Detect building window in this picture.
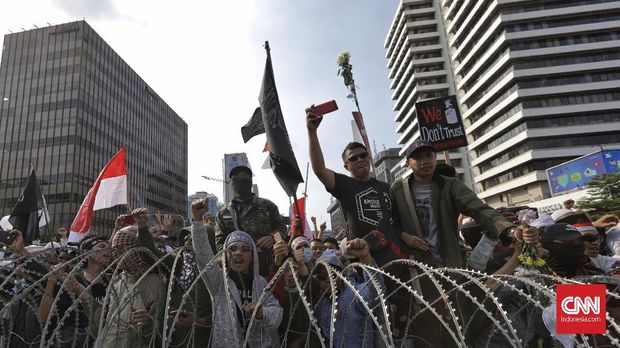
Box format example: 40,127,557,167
510,31,620,51
522,91,620,108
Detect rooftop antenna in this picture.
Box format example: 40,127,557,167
383,143,386,151
21,27,26,31
33,24,39,29
8,29,13,33
47,22,52,26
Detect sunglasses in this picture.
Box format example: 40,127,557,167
581,235,602,243
226,244,252,253
346,152,369,164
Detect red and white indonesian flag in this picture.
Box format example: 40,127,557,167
69,147,128,242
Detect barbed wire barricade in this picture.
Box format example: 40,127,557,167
0,247,618,347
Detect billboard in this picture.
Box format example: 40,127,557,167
546,149,620,196
415,95,468,151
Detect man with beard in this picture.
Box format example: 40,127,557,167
214,165,286,277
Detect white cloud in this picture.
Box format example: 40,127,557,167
50,0,130,20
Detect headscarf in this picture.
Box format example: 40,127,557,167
80,236,108,252
225,231,254,249
111,226,149,276
291,236,310,250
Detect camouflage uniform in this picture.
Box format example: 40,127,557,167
215,195,286,276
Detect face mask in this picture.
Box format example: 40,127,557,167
303,247,313,264
230,177,252,199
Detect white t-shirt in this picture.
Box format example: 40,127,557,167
590,255,618,274
412,184,442,263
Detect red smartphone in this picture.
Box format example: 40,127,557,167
313,100,338,116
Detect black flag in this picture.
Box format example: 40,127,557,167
253,41,304,197
241,107,265,143
9,169,49,244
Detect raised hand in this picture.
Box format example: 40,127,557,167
191,199,209,221
306,106,324,132
345,238,372,263
131,208,149,229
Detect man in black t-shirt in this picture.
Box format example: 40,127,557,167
306,106,404,266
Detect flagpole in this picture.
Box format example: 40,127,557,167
337,52,375,171
303,162,309,197
287,196,295,246
34,169,55,249
123,145,132,212
303,162,310,238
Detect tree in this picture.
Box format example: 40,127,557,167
576,172,620,220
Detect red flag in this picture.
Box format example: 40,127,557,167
289,197,312,239
263,142,270,152
352,111,374,164
69,147,128,242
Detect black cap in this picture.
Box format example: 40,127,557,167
229,165,252,178
540,223,583,245
407,138,435,158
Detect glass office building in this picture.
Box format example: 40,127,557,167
0,21,188,236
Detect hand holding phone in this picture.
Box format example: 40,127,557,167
312,100,338,116
273,233,283,244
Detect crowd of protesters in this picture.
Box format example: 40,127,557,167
0,111,618,347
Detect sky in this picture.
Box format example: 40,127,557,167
1,0,400,228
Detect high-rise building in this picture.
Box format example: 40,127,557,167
443,0,620,206
187,191,218,220
384,0,473,185
386,1,620,206
326,197,346,235
0,21,188,235
374,147,401,185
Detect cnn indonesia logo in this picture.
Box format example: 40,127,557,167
556,284,606,334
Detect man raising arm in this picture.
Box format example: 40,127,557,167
307,107,336,190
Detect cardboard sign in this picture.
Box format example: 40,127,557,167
414,95,468,151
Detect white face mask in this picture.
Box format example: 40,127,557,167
302,247,313,264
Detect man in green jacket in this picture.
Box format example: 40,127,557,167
391,139,515,268
391,139,517,346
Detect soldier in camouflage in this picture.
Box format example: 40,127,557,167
214,165,286,276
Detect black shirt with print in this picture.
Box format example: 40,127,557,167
327,173,397,265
